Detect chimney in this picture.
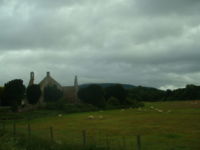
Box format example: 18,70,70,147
47,72,50,77
74,75,79,93
28,72,34,86
30,72,34,80
74,75,79,103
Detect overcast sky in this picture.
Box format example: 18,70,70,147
0,0,200,90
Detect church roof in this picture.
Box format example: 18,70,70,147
39,72,62,90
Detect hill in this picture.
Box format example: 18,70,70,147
79,83,136,89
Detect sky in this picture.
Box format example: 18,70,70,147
0,0,200,90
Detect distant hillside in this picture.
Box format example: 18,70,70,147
79,83,136,89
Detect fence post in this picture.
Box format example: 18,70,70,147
2,121,5,132
50,126,54,141
13,121,16,136
122,137,126,150
27,120,31,138
106,135,110,150
136,135,141,150
82,130,87,146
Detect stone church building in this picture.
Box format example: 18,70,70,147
28,72,79,103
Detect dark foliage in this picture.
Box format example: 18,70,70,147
164,84,200,101
44,85,63,102
125,98,145,108
27,84,41,104
128,86,165,102
0,87,4,106
105,84,127,104
78,84,106,108
128,84,200,102
45,102,98,113
0,132,106,150
79,83,135,89
1,79,25,108
106,97,120,109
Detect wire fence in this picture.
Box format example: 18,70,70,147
0,120,199,150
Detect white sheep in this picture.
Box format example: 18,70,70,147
88,115,95,119
58,114,62,117
150,106,154,109
99,115,104,119
157,109,163,113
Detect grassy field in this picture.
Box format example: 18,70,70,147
1,100,200,150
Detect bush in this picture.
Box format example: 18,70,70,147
0,132,106,150
126,98,144,108
45,98,67,110
45,101,98,113
78,84,106,108
106,97,120,109
0,107,11,113
27,84,41,104
105,84,127,105
1,79,26,110
44,85,63,102
0,133,21,150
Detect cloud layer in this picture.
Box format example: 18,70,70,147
0,0,200,89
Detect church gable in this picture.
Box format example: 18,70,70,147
28,72,79,103
39,72,62,91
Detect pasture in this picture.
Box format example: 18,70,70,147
2,101,200,150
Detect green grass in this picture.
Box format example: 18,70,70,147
1,100,200,150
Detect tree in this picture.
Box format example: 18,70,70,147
78,84,106,108
27,84,41,104
44,85,63,102
128,86,165,102
0,87,4,106
105,84,127,104
1,79,26,110
106,97,120,109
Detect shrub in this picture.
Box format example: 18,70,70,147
27,84,41,104
106,97,120,109
126,98,144,108
44,85,63,102
78,84,106,108
0,132,106,150
105,84,127,105
1,79,25,111
45,101,98,113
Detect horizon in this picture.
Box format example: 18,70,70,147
1,71,198,91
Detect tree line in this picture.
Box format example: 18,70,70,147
128,84,200,101
0,78,200,112
78,84,200,107
0,79,63,111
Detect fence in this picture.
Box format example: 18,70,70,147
0,120,144,150
0,120,198,150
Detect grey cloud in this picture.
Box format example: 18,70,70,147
134,0,200,16
0,0,200,89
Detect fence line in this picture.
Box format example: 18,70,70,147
50,126,54,141
0,120,144,150
27,120,31,138
13,121,16,136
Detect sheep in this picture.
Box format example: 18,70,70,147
99,115,104,119
150,106,154,109
58,114,62,117
88,115,95,120
157,109,163,113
